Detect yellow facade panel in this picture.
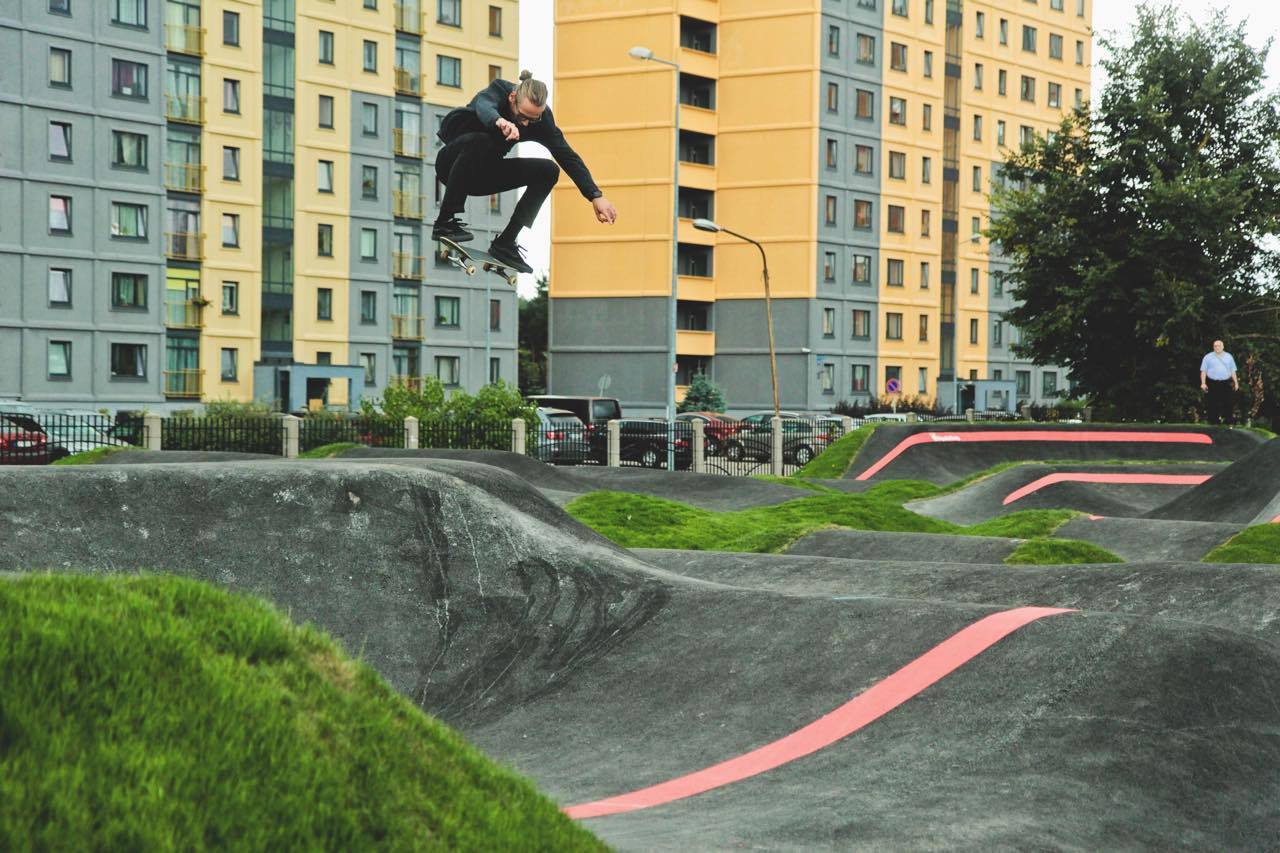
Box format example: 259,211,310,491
551,240,674,298
677,330,715,356
680,105,716,136
718,71,815,127
713,241,810,301
554,74,680,130
554,16,674,75
717,14,816,73
715,184,811,243
715,127,812,185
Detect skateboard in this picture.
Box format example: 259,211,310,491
436,236,519,287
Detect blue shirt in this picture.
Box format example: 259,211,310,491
1200,351,1237,380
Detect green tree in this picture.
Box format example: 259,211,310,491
988,5,1280,421
678,372,727,413
518,274,548,395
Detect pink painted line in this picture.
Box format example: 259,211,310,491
563,606,1075,821
1002,472,1212,506
1272,516,1280,524
856,430,1214,481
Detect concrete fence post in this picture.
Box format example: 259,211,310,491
965,408,975,423
404,416,419,449
840,416,854,435
607,420,621,467
906,412,919,423
1020,403,1032,421
282,415,300,459
771,415,784,477
692,419,706,473
511,418,526,455
144,413,163,452
1082,406,1093,423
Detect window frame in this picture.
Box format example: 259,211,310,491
48,267,72,306
49,47,72,88
109,201,148,240
110,58,149,99
109,342,147,379
111,271,148,310
49,121,73,161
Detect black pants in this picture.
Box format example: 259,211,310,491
1206,378,1234,425
434,132,560,230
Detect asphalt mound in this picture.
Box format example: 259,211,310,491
1056,517,1241,562
1147,438,1280,525
909,463,1226,525
847,423,1259,484
785,529,1021,564
95,450,279,463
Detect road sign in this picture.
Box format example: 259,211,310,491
886,377,901,395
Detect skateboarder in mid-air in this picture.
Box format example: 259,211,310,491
432,70,617,274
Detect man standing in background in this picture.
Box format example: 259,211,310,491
1200,340,1239,425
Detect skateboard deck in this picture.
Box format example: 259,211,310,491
436,236,519,287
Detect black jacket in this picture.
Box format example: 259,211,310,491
438,79,603,201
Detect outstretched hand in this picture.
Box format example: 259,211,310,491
593,196,617,224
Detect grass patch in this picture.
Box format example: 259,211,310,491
299,442,361,459
50,446,135,465
1244,426,1277,440
966,509,1079,539
1005,538,1124,565
1203,524,1280,563
794,424,876,479
0,574,605,851
750,475,841,494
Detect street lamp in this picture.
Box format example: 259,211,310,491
692,218,781,419
629,45,680,467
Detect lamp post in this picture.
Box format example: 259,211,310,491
629,45,680,468
692,218,780,419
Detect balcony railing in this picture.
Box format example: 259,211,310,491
394,68,423,97
391,374,424,392
163,162,205,193
395,2,424,34
393,191,425,220
165,24,205,56
391,314,426,341
165,231,204,261
393,129,424,158
165,299,205,329
164,369,203,399
393,252,425,280
165,93,206,125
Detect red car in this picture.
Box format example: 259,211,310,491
0,428,51,465
674,412,745,457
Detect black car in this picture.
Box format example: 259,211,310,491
617,419,693,470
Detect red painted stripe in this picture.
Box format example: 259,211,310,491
1002,472,1212,505
563,606,1075,821
856,430,1213,481
1272,516,1280,524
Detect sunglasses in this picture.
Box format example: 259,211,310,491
514,109,542,125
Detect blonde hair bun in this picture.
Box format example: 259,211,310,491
519,69,533,81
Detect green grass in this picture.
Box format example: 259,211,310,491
750,474,842,494
794,424,876,479
1005,538,1123,565
1202,524,1280,563
0,574,606,851
50,446,135,465
299,442,361,459
565,484,1077,553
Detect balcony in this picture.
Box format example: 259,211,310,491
393,252,425,280
393,129,424,158
676,329,715,357
394,68,423,97
164,369,203,399
395,2,424,34
164,231,204,261
165,298,205,329
391,314,426,341
393,191,425,220
163,162,205,193
165,93,206,125
391,374,424,392
165,24,205,56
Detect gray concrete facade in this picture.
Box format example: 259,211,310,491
348,89,395,392
548,296,669,412
0,0,168,408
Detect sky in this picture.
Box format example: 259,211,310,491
513,0,1280,298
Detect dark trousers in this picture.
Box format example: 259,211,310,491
434,132,560,230
1206,378,1234,425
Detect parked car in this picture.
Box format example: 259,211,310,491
674,411,744,456
526,395,622,427
0,412,128,459
531,407,593,465
0,426,51,465
737,410,803,431
727,418,834,466
617,419,692,470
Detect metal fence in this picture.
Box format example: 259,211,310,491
299,416,405,453
162,416,286,455
418,418,515,452
701,417,846,477
0,409,141,465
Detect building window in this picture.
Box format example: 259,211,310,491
317,288,333,321
852,255,871,284
890,42,907,71
975,11,985,37
363,40,377,72
361,104,379,138
435,295,460,327
885,312,903,340
110,343,146,378
319,31,334,65
438,0,461,26
999,18,1009,45
489,5,503,36
111,0,146,27
972,217,982,241
110,202,147,239
969,318,979,344
993,271,1005,296
921,156,932,183
889,150,905,179
972,165,982,191
887,204,905,233
111,130,147,169
970,267,981,294
436,356,461,385
851,363,870,393
997,120,1007,146
223,11,240,45
1075,88,1084,108
824,195,837,226
362,165,378,199
49,47,72,87
221,281,238,314
111,59,148,98
823,252,836,282
857,34,875,65
852,310,870,339
856,89,874,119
49,195,72,233
220,348,238,381
921,208,931,236
891,0,907,16
825,139,838,169
1021,75,1036,103
822,307,836,337
49,121,72,160
1043,371,1058,397
854,200,872,230
223,79,240,114
318,94,334,128
361,228,377,260
887,258,904,286
50,0,70,14
820,362,835,394
1017,370,1031,397
889,96,906,125
1050,33,1063,60
1051,0,1063,9
438,55,462,87
918,314,929,342
490,299,501,331
223,146,240,181
48,268,71,305
1076,40,1084,65
489,357,501,384
828,25,840,56
1021,125,1035,146
1023,26,1037,53
974,63,983,90
923,50,933,78
924,0,933,23
999,69,1008,96
1077,0,1085,16
107,272,146,309
360,291,377,323
1048,82,1062,109
364,0,378,8
317,223,333,256
973,114,982,140
318,160,334,193
48,341,72,378
922,103,932,131
993,320,1004,347
362,353,376,385
855,144,874,174
826,82,839,112
221,213,239,247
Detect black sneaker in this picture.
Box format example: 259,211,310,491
487,238,533,274
432,216,473,243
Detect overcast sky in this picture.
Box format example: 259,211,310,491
514,0,1280,297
